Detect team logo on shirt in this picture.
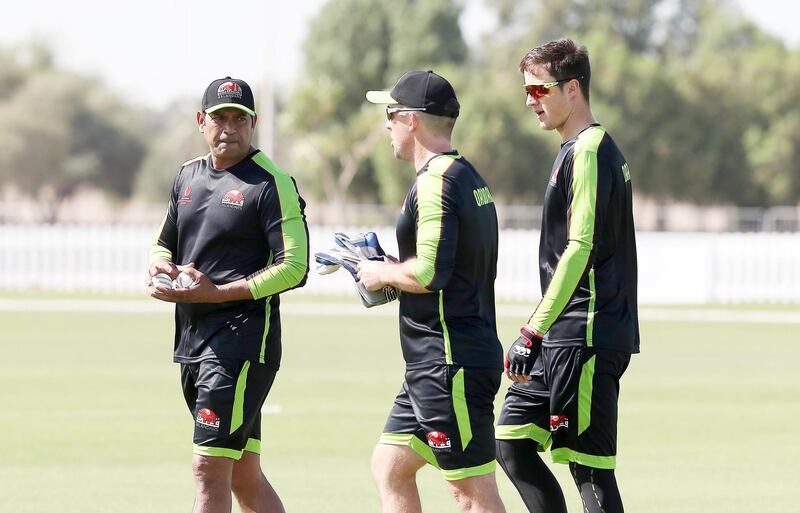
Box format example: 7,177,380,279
196,408,220,431
427,431,452,450
217,81,242,100
178,185,193,205
221,189,245,209
550,414,569,432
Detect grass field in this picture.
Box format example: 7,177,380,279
2,295,799,512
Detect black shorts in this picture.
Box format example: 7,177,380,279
380,364,502,480
496,347,630,469
181,357,277,460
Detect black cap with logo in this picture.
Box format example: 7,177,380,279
201,76,256,116
366,70,460,118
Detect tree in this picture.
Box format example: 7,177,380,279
283,0,468,207
480,0,800,207
0,67,146,221
134,101,209,202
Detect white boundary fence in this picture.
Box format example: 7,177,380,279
1,224,799,304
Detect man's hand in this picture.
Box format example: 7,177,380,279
147,259,178,285
356,260,392,292
504,326,544,383
149,263,254,303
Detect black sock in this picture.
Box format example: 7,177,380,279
569,462,624,513
496,439,567,513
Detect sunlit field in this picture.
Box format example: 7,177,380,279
2,295,798,512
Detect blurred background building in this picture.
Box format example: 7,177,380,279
0,0,798,302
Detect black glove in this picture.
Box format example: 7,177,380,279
504,326,543,375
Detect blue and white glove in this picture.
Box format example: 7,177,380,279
314,232,399,308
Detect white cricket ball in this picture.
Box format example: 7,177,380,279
173,271,197,289
152,273,174,289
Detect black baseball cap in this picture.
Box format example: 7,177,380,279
366,70,460,118
201,76,256,116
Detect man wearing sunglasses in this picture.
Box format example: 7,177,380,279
496,39,639,513
357,70,507,513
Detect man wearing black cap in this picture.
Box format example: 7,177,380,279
147,77,309,513
357,70,506,513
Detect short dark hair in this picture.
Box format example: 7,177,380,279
419,112,457,137
519,38,591,102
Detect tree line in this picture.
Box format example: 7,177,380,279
0,0,797,222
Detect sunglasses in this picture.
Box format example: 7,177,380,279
386,106,426,121
524,76,583,99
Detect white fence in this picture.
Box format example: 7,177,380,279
1,224,799,304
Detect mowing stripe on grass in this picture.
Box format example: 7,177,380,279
2,299,800,324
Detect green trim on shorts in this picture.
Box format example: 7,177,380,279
379,433,439,468
193,444,243,461
244,438,261,454
452,368,473,450
578,355,596,435
495,423,552,449
231,360,251,434
441,460,496,481
551,448,616,469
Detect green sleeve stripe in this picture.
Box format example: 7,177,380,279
578,355,596,435
452,368,472,450
149,246,172,266
149,211,172,265
441,461,496,481
247,153,309,299
568,127,604,244
551,448,616,469
192,444,243,460
495,423,552,449
529,127,604,334
439,291,453,364
230,361,251,434
379,433,439,468
411,155,458,288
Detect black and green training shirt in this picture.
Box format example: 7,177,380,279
150,149,309,366
397,151,503,370
528,124,639,354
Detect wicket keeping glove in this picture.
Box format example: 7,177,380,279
505,326,544,375
314,232,399,308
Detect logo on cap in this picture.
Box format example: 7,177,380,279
217,81,243,100
221,190,245,209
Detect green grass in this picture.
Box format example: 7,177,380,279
2,298,799,512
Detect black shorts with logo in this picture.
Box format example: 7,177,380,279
496,346,630,469
380,364,502,480
181,357,277,460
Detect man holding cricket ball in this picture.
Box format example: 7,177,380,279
147,76,309,513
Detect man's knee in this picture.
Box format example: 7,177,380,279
449,486,475,510
569,463,624,513
371,444,423,488
446,473,504,513
192,454,233,489
231,454,264,495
